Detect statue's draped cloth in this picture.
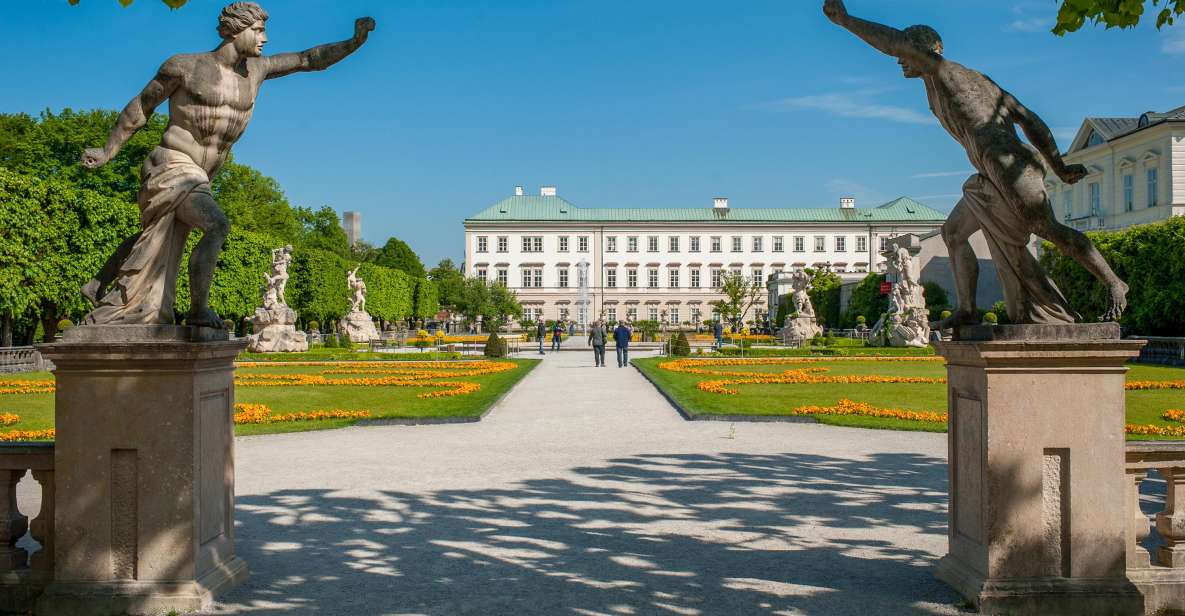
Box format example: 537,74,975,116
960,171,1079,324
83,147,209,325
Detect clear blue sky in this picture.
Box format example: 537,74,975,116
2,0,1182,266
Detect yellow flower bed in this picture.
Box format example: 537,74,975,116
791,399,948,423
658,357,946,395
0,380,54,395
235,360,515,399
233,403,371,425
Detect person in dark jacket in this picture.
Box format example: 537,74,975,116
551,322,563,351
587,319,607,367
536,320,546,354
613,321,632,367
713,319,724,350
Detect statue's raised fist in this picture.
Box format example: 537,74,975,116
823,0,847,22
81,147,109,170
355,17,376,40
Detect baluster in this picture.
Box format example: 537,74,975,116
1158,466,1185,567
29,469,54,572
1127,468,1152,569
0,469,28,569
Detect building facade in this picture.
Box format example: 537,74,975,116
463,187,946,326
342,211,362,246
1048,105,1185,232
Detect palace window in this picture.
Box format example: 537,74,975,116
627,236,639,252
752,236,763,252
606,307,617,322
691,307,701,323
627,268,638,288
522,236,543,253
689,236,701,252
814,236,825,252
751,266,763,287
558,268,569,288
1123,174,1134,212
793,236,805,252
710,237,722,252
1148,168,1160,207
578,236,589,252
1063,191,1073,219
606,268,617,288
856,236,867,252
606,236,618,252
731,236,743,253
1089,182,1101,215
521,268,543,288
773,236,784,252
835,236,847,252
710,268,723,288
476,268,487,281
627,307,638,321
668,269,680,288
558,236,569,252
669,309,680,325
496,269,508,285
648,268,659,288
690,269,700,288
497,236,508,253
648,307,659,321
648,236,659,252
669,236,680,252
879,236,888,252
476,236,488,253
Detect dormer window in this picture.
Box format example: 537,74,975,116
1086,130,1105,148
1138,114,1151,128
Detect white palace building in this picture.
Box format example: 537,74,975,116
463,186,947,326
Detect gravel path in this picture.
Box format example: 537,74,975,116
208,347,966,616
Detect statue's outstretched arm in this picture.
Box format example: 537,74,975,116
822,0,939,73
265,17,375,80
81,57,184,169
1004,92,1087,185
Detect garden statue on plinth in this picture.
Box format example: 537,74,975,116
35,4,376,615
340,266,380,343
825,2,1142,614
246,245,308,352
780,269,823,343
869,242,929,347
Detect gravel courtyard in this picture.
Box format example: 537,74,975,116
209,347,967,616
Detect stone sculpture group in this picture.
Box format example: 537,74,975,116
246,245,308,352
868,243,930,348
339,266,380,343
780,270,823,343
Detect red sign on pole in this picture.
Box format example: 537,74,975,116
880,282,892,295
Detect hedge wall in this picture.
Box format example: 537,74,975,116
1039,216,1185,336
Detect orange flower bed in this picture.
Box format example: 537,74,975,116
1125,381,1185,391
233,403,371,425
0,429,55,442
235,360,515,399
0,380,54,395
657,357,946,395
790,399,948,424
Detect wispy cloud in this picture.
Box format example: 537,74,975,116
754,90,933,125
911,170,972,179
824,178,886,206
1162,25,1185,55
1005,2,1054,33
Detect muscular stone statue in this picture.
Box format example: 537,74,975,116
80,2,375,329
823,0,1128,326
269,244,293,305
347,266,367,313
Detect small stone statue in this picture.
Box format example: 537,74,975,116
781,269,823,343
246,245,307,352
823,0,1127,327
870,243,930,347
340,266,379,343
79,2,375,330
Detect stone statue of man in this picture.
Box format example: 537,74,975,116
79,2,375,329
347,267,367,314
270,244,293,305
823,0,1128,326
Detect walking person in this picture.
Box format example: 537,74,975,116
551,321,563,351
713,319,724,351
588,319,607,367
613,320,632,368
536,320,546,354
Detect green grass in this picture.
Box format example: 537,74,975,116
0,358,539,438
239,348,463,362
634,357,1185,438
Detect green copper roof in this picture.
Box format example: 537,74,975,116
466,196,947,224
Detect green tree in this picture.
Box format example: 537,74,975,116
807,269,843,328
375,237,426,278
429,259,466,311
843,273,889,328
174,228,279,330
211,159,300,243
1052,0,1185,34
923,281,951,321
296,206,350,258
289,248,350,326
414,278,439,319
712,271,764,331
356,262,415,325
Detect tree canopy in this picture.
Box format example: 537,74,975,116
1053,0,1185,34
375,237,427,279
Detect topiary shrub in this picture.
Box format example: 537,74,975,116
984,312,999,325
222,319,235,332
940,310,952,320
671,331,691,356
308,320,320,332
57,319,74,331
484,331,508,358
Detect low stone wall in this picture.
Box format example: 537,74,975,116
1132,337,1185,366
0,347,52,374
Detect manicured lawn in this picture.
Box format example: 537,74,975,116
633,356,1185,438
0,357,539,438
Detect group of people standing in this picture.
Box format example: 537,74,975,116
585,320,634,368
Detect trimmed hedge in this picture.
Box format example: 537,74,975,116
1040,216,1185,336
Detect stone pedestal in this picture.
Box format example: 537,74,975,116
780,315,822,344
34,325,248,616
339,310,380,343
935,323,1145,615
246,304,308,353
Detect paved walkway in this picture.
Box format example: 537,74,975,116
208,349,965,616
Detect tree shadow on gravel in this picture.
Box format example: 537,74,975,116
209,452,971,616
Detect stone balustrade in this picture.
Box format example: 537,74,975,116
1126,441,1185,614
0,443,54,613
0,347,50,374
1132,337,1185,367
